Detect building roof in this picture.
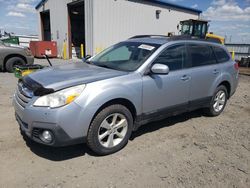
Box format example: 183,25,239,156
35,0,202,14
35,0,47,10
145,0,202,14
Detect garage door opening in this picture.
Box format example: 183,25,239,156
68,1,85,58
40,10,51,41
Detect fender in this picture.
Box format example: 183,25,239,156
208,73,223,97
74,73,143,135
76,76,142,114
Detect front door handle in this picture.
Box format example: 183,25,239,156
181,75,190,81
213,69,220,74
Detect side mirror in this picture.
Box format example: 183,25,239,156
151,64,169,74
82,55,92,62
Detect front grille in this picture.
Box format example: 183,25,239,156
15,82,33,108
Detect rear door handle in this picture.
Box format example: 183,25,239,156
213,69,220,74
181,75,190,81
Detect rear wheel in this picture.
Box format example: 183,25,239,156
5,57,25,73
87,104,133,155
204,85,228,116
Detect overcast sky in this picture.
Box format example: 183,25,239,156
0,0,250,43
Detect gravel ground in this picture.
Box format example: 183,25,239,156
0,59,249,188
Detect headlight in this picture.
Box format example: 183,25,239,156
33,85,86,108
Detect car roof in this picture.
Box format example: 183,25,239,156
127,35,226,48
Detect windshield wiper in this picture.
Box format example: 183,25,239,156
94,63,125,71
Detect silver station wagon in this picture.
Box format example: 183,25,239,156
13,36,239,155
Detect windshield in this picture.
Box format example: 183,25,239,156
181,22,193,35
181,21,208,38
88,42,160,72
193,22,207,38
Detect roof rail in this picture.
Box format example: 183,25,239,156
168,35,193,40
130,34,196,41
129,34,219,43
129,35,168,39
168,35,218,43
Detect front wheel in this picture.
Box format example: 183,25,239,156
204,85,228,116
87,104,133,155
5,57,25,72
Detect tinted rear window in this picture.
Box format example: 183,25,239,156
188,44,217,67
213,46,230,63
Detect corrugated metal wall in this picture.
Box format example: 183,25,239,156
226,44,250,60
93,0,199,54
37,0,199,58
84,0,94,56
38,0,94,58
37,0,72,57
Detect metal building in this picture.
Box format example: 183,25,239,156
35,0,201,59
225,43,250,61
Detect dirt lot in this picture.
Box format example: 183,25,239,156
240,67,250,76
0,60,249,188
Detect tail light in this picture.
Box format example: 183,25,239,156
234,61,239,70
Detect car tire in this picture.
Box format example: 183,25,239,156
5,57,25,73
204,85,228,117
87,104,133,155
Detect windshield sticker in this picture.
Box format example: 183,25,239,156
138,44,155,51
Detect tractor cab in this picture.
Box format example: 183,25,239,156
180,19,208,39
179,19,225,44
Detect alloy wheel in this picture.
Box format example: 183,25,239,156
98,113,128,148
213,90,226,112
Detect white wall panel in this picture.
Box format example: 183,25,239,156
37,0,199,57
37,0,71,57
93,0,199,54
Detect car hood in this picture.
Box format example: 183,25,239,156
24,63,127,91
3,43,27,49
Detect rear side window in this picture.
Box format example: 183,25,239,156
213,46,230,63
154,44,186,71
188,44,217,67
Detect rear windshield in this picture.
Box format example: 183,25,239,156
89,42,160,72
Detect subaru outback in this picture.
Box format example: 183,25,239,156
13,36,239,155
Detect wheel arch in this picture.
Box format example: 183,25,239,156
218,80,231,98
3,54,27,70
91,98,137,123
